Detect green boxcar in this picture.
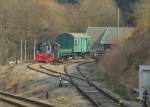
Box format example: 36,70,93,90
56,33,90,57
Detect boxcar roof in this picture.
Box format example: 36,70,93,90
57,33,90,38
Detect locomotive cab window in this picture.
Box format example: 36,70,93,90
38,43,51,54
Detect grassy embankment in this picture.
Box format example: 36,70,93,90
94,31,150,100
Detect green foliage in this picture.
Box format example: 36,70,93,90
114,83,127,98
94,70,114,88
94,70,104,78
94,69,127,98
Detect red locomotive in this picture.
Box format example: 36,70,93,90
35,41,59,63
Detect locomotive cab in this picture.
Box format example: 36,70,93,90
35,41,59,63
37,42,51,54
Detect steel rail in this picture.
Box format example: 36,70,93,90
27,63,100,107
77,61,127,107
64,65,100,107
27,62,125,107
27,64,70,82
0,91,54,107
40,64,85,81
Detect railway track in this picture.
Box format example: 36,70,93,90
28,63,100,107
38,62,125,107
0,91,53,107
27,61,140,107
75,62,143,107
39,64,85,81
64,61,127,107
27,64,62,79
27,61,87,83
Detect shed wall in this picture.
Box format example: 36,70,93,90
139,65,150,100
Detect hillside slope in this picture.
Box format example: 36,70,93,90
99,31,150,90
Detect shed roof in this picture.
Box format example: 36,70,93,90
86,27,106,43
86,27,134,44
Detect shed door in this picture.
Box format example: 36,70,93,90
139,68,150,99
142,70,150,90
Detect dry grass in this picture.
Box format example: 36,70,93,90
99,31,150,89
19,84,52,97
5,63,47,89
0,65,10,74
48,87,90,107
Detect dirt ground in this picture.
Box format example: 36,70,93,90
47,87,90,107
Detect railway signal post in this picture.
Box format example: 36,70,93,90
46,92,49,99
142,90,149,107
59,75,62,87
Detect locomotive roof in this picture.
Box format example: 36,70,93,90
39,41,58,45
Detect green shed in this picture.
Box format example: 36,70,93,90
56,33,90,57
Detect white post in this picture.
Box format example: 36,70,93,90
49,41,51,53
33,40,36,60
117,8,120,42
24,40,27,61
21,40,23,62
57,44,60,59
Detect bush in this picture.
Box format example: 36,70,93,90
114,83,127,98
99,31,150,89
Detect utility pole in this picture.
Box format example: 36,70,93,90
24,2,27,62
4,9,7,32
4,9,9,64
24,40,27,62
33,40,36,60
117,7,120,42
25,8,28,38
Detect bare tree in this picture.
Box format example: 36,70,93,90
135,0,150,30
